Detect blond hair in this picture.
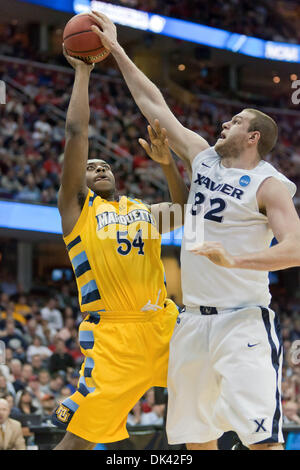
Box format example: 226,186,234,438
244,108,278,158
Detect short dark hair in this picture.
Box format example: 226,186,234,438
245,108,278,158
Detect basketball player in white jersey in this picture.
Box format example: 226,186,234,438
90,11,300,450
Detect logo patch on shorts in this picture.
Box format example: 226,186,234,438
51,403,75,429
251,418,268,434
56,404,71,423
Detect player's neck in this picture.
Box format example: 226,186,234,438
97,190,117,201
221,151,261,170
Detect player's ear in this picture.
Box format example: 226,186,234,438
249,130,260,145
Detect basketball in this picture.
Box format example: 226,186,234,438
63,13,110,64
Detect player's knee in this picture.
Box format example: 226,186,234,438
54,431,96,450
249,442,284,451
186,441,218,450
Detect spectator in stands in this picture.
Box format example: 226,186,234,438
21,363,33,383
283,401,300,425
26,335,52,363
65,370,80,395
57,386,73,404
48,373,65,399
0,319,27,351
140,388,165,426
0,373,16,398
37,369,52,395
8,359,23,394
15,174,41,202
40,298,63,332
127,401,142,426
14,295,31,320
0,398,26,450
30,354,44,375
3,393,22,420
15,390,40,416
48,338,75,374
26,376,44,411
40,394,56,424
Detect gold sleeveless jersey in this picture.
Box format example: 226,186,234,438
63,190,168,313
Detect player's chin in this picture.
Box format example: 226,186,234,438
92,179,114,193
214,138,228,156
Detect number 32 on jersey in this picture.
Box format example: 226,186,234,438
191,191,226,223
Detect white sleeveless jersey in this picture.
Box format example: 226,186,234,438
181,146,297,309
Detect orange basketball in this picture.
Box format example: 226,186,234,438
63,13,110,64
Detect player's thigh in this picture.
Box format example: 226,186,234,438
54,431,96,450
249,443,284,451
212,307,283,445
53,318,154,442
166,313,223,444
186,441,218,450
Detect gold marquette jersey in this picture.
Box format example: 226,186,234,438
63,190,168,313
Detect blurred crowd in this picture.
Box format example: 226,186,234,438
0,283,167,448
0,57,300,208
0,278,299,441
114,0,299,43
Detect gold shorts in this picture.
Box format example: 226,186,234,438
51,300,178,443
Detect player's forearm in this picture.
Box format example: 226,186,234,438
66,67,91,134
234,234,300,271
111,44,165,123
161,159,189,209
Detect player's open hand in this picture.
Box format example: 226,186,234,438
138,119,172,166
190,242,237,268
88,10,118,52
62,44,94,71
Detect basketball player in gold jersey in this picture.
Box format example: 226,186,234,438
51,48,188,449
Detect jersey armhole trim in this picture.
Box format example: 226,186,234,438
63,189,91,245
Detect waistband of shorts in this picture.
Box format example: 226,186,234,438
84,307,166,323
182,306,242,315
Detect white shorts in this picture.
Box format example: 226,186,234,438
166,306,284,447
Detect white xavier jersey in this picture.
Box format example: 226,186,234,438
181,146,297,309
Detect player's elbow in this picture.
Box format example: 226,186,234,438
293,232,300,264
65,121,88,137
283,231,300,266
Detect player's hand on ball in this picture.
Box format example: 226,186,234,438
138,119,172,165
62,44,94,71
190,242,237,268
88,10,118,52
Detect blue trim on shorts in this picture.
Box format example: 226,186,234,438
84,357,95,378
78,376,96,397
79,330,95,350
256,307,282,444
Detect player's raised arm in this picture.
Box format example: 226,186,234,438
88,11,209,165
58,47,94,236
139,119,189,233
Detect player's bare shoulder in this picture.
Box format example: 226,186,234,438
58,185,89,237
256,176,295,215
